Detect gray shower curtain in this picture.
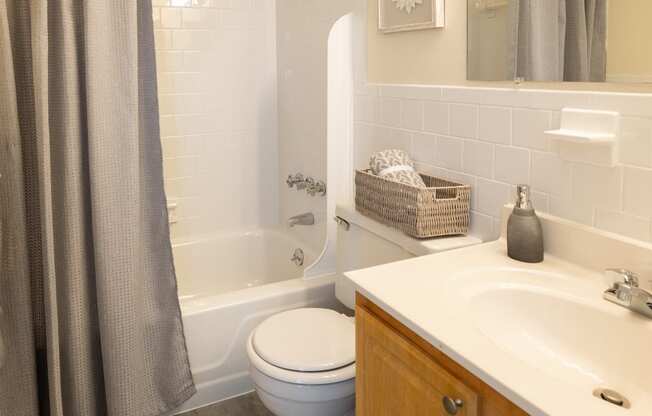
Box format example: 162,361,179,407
0,1,195,415
508,0,607,82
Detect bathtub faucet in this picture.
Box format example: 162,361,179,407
288,212,315,228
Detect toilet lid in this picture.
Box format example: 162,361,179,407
252,308,355,372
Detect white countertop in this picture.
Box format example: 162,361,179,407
346,239,652,416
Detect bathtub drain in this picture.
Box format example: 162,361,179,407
593,388,630,409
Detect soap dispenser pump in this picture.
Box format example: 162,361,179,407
507,185,544,263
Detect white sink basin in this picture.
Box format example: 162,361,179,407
451,267,652,409
347,236,652,416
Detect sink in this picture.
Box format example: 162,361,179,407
451,267,652,409
347,207,652,416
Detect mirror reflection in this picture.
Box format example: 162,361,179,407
467,0,652,83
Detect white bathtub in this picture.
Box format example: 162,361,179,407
172,228,340,413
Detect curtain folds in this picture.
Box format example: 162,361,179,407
0,1,195,415
509,0,607,82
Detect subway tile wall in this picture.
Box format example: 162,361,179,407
354,84,652,243
153,0,278,241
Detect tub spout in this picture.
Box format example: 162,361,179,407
288,213,314,228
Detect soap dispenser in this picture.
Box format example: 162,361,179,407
507,185,544,263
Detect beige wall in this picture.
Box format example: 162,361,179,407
606,0,652,82
367,0,467,84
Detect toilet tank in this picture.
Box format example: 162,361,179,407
334,221,413,310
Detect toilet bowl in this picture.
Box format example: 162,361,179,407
246,308,356,416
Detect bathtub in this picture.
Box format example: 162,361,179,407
172,228,340,413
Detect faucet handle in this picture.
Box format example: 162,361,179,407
287,173,305,188
297,176,313,191
307,179,326,196
605,268,639,287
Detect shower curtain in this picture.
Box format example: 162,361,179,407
508,0,607,82
0,1,195,415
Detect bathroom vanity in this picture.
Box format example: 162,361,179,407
347,207,652,416
356,293,525,416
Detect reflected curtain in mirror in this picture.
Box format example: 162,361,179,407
509,0,607,82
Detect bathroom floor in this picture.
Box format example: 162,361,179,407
179,393,273,416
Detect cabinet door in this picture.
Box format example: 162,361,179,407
356,306,478,416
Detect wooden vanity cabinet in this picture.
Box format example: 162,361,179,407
356,294,528,416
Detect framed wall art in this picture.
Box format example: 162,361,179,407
378,0,446,33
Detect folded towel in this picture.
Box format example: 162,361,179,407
369,149,426,188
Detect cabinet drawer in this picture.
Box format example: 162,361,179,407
356,306,478,416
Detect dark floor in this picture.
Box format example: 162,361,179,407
179,392,274,416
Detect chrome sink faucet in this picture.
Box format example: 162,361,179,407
288,212,315,228
603,269,652,319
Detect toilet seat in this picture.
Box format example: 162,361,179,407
247,308,356,385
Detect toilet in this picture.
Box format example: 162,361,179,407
247,216,477,415
246,308,356,416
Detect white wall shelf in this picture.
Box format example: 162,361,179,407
544,108,620,166
544,129,615,145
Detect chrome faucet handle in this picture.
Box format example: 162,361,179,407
309,180,327,197
297,176,314,191
286,173,304,188
605,268,639,287
603,269,652,319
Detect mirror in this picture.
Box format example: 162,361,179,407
467,0,652,83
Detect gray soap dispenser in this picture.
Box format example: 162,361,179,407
507,185,544,263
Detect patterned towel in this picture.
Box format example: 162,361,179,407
369,149,426,188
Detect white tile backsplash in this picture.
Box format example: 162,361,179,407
595,209,652,242
411,133,437,165
355,84,652,243
619,117,652,168
401,99,424,131
549,195,594,225
571,164,622,210
530,151,572,198
512,108,551,151
435,136,463,171
380,97,402,127
478,106,511,144
423,101,449,135
476,179,513,218
462,140,494,178
494,145,530,185
450,104,478,139
623,167,652,218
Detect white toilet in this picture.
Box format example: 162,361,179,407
246,308,356,416
246,216,477,415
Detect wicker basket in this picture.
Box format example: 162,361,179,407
355,169,471,239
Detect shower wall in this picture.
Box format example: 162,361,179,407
153,0,278,241
276,0,360,253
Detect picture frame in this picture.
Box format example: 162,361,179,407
378,0,446,33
